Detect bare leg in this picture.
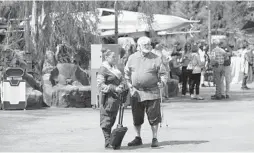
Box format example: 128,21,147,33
151,124,159,138
134,125,141,137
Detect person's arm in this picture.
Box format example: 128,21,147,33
245,52,253,65
172,59,181,68
97,67,116,93
124,55,133,89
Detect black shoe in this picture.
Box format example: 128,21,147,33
226,95,229,99
201,84,206,87
221,95,226,99
128,136,143,146
211,95,222,100
241,86,250,90
151,138,159,147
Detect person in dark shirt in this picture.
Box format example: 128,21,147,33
221,41,233,99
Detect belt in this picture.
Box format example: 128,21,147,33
135,86,158,91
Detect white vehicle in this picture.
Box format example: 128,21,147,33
17,8,200,38
95,8,200,37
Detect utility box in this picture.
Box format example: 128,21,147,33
1,67,26,110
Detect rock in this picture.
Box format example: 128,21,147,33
55,63,77,85
75,66,90,86
42,63,92,108
26,88,44,109
51,85,91,108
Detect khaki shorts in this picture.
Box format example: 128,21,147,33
131,97,161,126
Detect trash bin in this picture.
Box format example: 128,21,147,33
1,67,26,110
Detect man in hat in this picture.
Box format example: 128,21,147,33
124,36,168,147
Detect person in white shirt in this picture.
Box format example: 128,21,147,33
151,44,170,98
198,44,206,87
187,45,204,100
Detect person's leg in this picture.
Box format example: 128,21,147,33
187,70,192,92
212,66,221,98
128,97,145,146
225,66,231,97
181,66,188,95
242,73,248,88
100,105,119,148
218,66,225,97
200,70,205,86
189,73,195,97
195,73,203,99
221,75,225,96
146,99,161,147
163,74,169,98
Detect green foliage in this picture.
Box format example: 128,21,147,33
1,1,254,75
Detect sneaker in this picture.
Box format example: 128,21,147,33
191,94,197,99
105,143,113,149
221,95,226,99
128,136,143,146
151,138,159,147
211,95,222,100
241,86,250,90
196,96,204,100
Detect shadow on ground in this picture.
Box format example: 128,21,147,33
120,140,209,150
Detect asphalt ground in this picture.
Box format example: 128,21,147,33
0,83,254,152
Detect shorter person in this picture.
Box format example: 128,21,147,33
97,48,126,149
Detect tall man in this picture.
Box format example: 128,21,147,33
124,36,168,147
210,39,226,100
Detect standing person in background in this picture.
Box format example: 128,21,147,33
169,52,182,82
241,42,253,90
152,44,170,98
97,48,126,149
210,39,226,100
188,45,204,100
181,42,192,96
198,43,206,87
125,36,168,148
221,41,233,99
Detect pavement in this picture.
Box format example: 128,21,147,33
1,83,254,152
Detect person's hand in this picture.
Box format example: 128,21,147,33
130,87,138,97
157,82,164,88
115,86,124,93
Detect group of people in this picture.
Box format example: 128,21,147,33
209,39,254,100
168,41,209,100
96,35,254,149
97,36,167,149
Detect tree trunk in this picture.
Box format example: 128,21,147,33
31,0,39,49
24,1,33,72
